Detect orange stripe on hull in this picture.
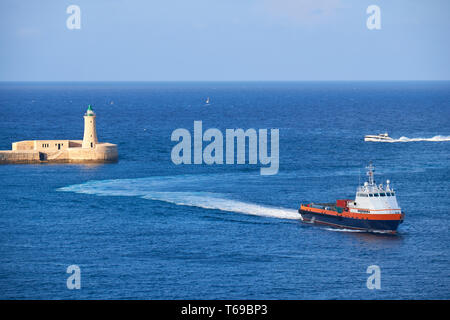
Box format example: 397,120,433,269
300,205,404,221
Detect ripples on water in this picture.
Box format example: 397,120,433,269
0,82,449,299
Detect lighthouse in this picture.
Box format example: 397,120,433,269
1,103,118,163
82,105,99,149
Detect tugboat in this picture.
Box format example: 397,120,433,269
298,163,404,234
364,133,394,142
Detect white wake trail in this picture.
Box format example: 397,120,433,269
58,177,301,220
372,135,450,143
143,192,300,220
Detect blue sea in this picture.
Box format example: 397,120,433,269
0,82,449,299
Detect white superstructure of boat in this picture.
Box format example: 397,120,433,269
364,133,394,142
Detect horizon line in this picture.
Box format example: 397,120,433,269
1,80,450,83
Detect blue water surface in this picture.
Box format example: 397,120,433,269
0,82,449,299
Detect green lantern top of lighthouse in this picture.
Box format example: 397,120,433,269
85,104,95,116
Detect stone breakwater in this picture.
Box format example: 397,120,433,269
0,150,41,163
0,142,118,164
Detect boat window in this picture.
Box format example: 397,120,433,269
357,193,367,197
380,193,386,196
368,194,373,197
374,193,379,197
391,192,395,196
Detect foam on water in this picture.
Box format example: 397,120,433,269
323,227,365,233
58,175,300,220
372,135,450,143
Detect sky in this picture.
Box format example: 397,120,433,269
0,0,449,81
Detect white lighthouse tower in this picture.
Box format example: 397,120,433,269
82,105,99,149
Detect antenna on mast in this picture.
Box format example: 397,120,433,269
366,161,375,186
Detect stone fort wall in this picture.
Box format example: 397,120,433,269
0,142,118,163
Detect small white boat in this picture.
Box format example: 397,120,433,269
205,97,210,105
364,133,394,142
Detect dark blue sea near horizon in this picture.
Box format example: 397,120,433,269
0,82,449,299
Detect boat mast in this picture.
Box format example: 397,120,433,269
366,162,375,186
